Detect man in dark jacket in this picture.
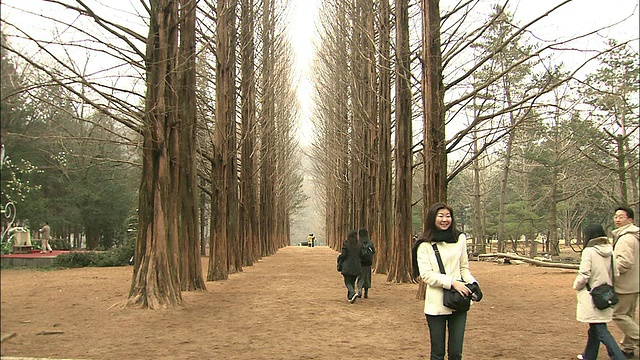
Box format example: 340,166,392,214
357,227,376,299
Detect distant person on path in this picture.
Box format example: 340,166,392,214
39,222,51,254
412,202,480,360
337,229,363,304
573,224,626,360
611,205,639,359
357,227,375,299
308,233,315,248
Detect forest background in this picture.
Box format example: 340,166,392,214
0,0,638,308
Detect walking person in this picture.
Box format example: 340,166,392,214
412,202,481,360
39,222,51,254
611,206,639,359
573,224,626,360
356,227,375,299
337,229,363,304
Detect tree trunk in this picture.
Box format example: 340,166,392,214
208,0,237,281
240,0,258,266
497,129,514,253
259,0,276,257
478,252,578,270
375,0,392,274
421,0,446,219
127,0,182,308
417,0,446,297
225,0,239,274
387,0,412,284
472,133,485,254
548,169,559,256
177,0,206,291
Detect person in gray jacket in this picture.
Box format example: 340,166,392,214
573,224,625,360
611,206,639,359
337,230,363,304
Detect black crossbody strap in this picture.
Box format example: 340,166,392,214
432,243,446,274
611,255,615,288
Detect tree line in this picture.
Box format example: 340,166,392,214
308,0,638,287
1,0,638,308
1,0,305,308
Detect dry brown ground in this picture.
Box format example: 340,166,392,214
1,246,637,360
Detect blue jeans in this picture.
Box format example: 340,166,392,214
426,311,467,360
582,323,626,360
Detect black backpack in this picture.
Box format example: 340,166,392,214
361,244,374,263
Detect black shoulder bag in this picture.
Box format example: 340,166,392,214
432,243,471,312
586,256,618,310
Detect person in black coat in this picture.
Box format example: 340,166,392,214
357,227,376,298
338,229,363,303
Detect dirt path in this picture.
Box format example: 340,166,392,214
0,246,634,359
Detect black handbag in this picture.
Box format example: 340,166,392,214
432,243,481,312
443,287,471,312
586,256,618,310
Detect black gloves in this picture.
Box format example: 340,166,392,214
467,282,483,302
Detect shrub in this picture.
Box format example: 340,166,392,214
53,251,95,268
52,238,134,268
50,239,72,250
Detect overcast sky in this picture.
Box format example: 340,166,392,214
2,0,638,146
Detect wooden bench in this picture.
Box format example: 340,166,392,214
12,245,33,254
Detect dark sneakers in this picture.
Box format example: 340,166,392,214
349,293,358,304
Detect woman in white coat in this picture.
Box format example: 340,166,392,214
412,202,481,360
573,224,625,360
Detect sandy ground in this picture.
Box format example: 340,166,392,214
1,246,637,360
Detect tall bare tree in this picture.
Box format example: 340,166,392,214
375,0,393,274
129,0,182,308
387,0,412,283
311,0,351,250
177,0,206,291
259,0,278,256
421,0,446,215
239,0,260,266
208,0,238,281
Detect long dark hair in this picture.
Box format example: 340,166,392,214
583,223,606,241
412,202,460,278
345,229,360,247
422,202,460,242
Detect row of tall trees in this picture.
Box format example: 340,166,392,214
310,0,638,284
1,0,637,306
1,0,305,308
